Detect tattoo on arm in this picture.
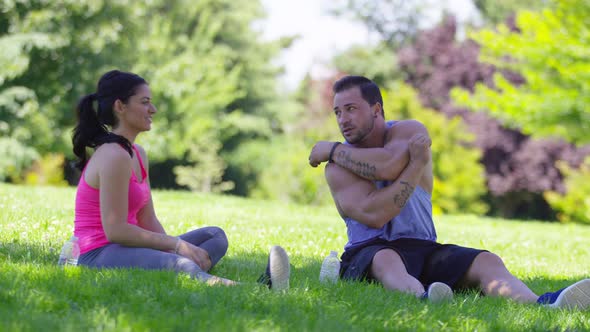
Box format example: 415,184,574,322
393,181,414,209
335,150,378,180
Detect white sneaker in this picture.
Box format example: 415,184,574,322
423,282,453,303
541,279,590,310
257,245,290,292
269,245,290,291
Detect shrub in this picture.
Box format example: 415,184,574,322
544,157,590,225
250,137,333,206
24,153,68,186
0,137,39,183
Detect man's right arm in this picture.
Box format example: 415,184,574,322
331,137,409,181
309,120,426,181
325,133,431,228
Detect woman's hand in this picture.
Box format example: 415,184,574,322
176,239,212,271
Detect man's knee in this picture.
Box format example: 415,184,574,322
468,252,508,280
370,249,406,279
371,248,424,294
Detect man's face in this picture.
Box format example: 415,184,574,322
333,86,376,145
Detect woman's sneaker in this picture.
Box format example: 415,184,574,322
421,282,453,303
537,279,590,310
257,245,290,292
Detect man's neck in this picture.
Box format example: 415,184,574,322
353,120,388,149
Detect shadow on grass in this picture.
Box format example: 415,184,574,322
520,275,590,297
3,240,589,295
0,239,59,265
0,243,348,330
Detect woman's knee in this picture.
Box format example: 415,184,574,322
210,226,228,247
212,226,227,239
200,226,228,258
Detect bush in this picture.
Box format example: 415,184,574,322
0,137,39,183
250,137,333,206
544,157,590,225
24,153,68,186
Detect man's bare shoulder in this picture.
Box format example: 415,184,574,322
388,119,428,140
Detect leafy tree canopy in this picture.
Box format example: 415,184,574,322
473,0,547,25
453,0,590,144
0,0,289,193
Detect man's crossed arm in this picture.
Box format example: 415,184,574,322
308,120,427,181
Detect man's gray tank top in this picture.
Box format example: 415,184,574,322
342,120,437,250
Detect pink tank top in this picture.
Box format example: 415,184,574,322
74,145,150,254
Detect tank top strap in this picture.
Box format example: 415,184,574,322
132,145,147,181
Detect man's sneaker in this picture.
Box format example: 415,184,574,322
537,279,590,310
421,282,453,303
257,245,290,292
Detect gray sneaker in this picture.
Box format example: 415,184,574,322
257,245,290,291
422,282,453,303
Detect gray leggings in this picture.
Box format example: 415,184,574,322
79,226,228,281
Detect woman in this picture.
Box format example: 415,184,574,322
72,70,289,287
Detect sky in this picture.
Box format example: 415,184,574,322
259,0,480,90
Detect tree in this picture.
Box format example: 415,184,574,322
133,0,289,194
0,1,132,179
472,0,547,25
328,0,428,50
4,1,141,154
399,16,589,219
331,43,400,88
130,0,246,192
545,157,590,225
453,0,590,144
0,0,289,193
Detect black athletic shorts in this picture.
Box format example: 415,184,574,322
340,237,486,290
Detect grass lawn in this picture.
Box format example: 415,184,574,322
1,183,589,331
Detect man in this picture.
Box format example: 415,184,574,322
308,75,590,308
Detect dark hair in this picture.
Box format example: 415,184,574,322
72,70,147,170
333,75,384,116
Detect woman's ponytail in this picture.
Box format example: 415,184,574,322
72,93,109,170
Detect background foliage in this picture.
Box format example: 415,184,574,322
0,0,287,195
545,157,590,225
1,0,589,222
453,0,590,144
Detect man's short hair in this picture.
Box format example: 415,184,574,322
333,75,384,115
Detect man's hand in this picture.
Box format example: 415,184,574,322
408,133,431,165
177,239,212,271
309,141,337,167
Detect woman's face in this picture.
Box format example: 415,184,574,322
117,84,157,132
